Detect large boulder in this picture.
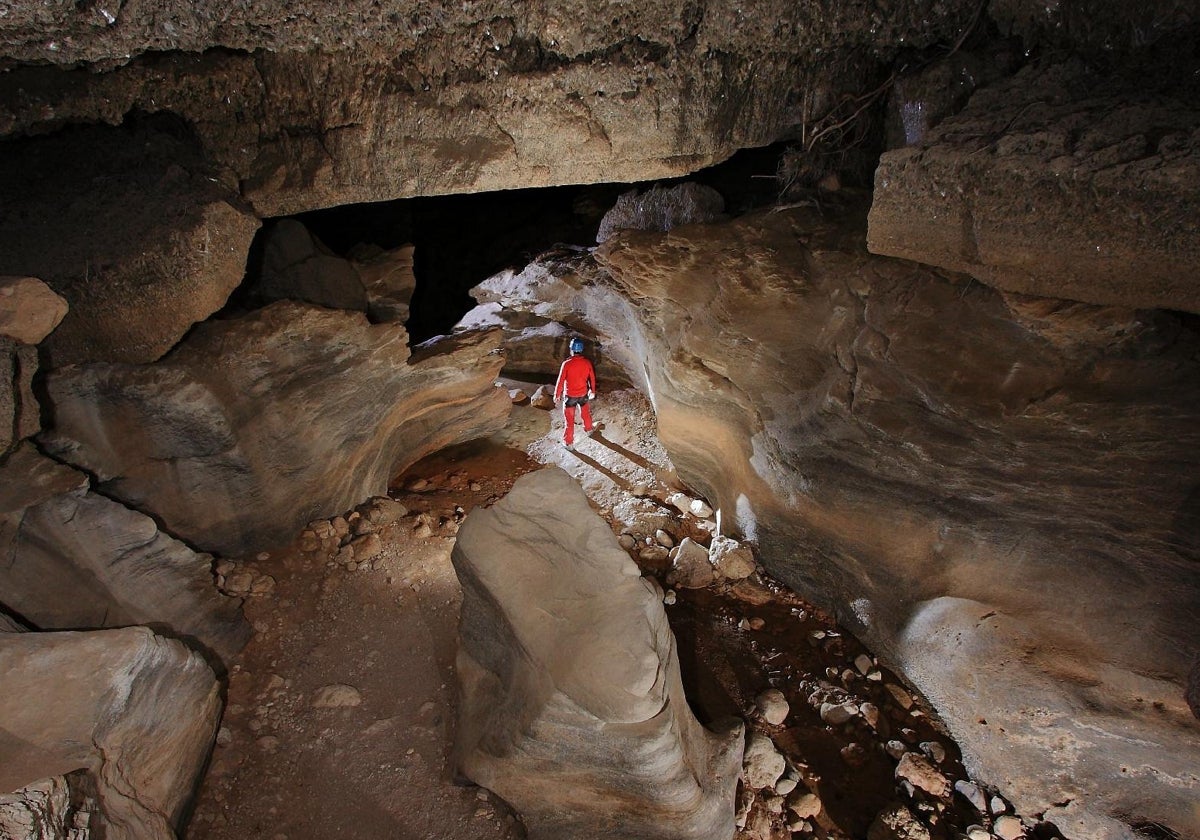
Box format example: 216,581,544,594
470,207,1200,839
868,58,1200,314
0,443,250,666
452,466,743,840
0,627,222,840
41,302,510,555
0,121,261,367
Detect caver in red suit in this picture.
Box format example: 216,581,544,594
554,338,597,447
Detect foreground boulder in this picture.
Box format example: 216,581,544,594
0,443,250,665
469,207,1200,839
42,301,510,555
0,627,222,840
452,466,743,840
868,58,1200,313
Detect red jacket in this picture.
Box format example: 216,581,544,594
555,355,596,400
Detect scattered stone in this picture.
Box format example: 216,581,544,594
756,689,790,725
788,792,821,820
895,752,950,799
742,733,786,790
335,546,354,566
638,544,671,564
249,575,276,596
840,742,867,766
710,535,756,580
654,529,675,548
993,815,1025,840
748,617,765,630
775,777,797,796
860,702,881,729
469,481,483,492
618,534,638,550
256,735,280,753
689,499,714,518
885,683,914,710
364,496,406,526
665,492,694,514
668,538,717,589
299,530,322,552
966,826,991,840
216,726,233,747
954,780,988,813
855,653,874,675
764,795,785,814
920,741,947,765
413,521,434,539
631,483,650,498
331,516,350,538
508,388,529,405
311,684,362,708
663,589,677,606
530,385,555,410
867,803,931,840
819,702,857,726
989,795,1009,815
351,532,384,561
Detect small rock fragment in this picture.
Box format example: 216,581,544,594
508,388,529,405
920,741,947,765
895,752,950,799
530,385,555,410
312,684,362,708
855,654,874,675
351,532,384,561
860,701,881,729
689,499,714,518
954,780,987,813
885,683,914,710
755,689,790,725
989,795,1009,815
667,537,715,589
788,793,821,820
653,529,675,548
663,589,677,606
819,701,857,726
710,535,756,580
885,740,907,760
993,815,1025,840
867,803,930,840
617,533,637,550
774,777,797,796
742,733,787,790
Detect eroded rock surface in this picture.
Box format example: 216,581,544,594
0,442,250,665
42,302,510,555
869,58,1200,313
0,123,260,366
0,2,985,216
452,466,743,840
0,627,221,840
469,207,1200,839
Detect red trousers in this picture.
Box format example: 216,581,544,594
563,398,593,445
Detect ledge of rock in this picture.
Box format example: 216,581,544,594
0,627,222,840
470,206,1200,838
0,121,261,366
451,466,743,840
41,302,511,556
867,57,1200,313
0,2,984,216
0,442,250,665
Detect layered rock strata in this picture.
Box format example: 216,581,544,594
0,123,261,366
452,466,743,840
868,58,1200,313
0,627,222,840
0,1,984,216
0,442,250,665
469,207,1200,839
41,302,510,556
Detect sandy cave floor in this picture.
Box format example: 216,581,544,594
186,386,998,840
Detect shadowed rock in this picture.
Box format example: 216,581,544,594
41,302,510,555
869,58,1200,313
469,206,1200,839
0,627,221,840
0,442,250,665
452,466,743,840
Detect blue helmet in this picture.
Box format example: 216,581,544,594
569,337,585,355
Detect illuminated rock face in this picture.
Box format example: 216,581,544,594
41,302,511,556
0,627,222,840
452,466,744,840
469,207,1200,839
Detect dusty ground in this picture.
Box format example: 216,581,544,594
187,386,1017,840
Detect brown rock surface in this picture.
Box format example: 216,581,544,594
0,627,222,840
0,277,67,346
0,2,983,216
1,339,39,454
868,58,1200,313
0,122,260,366
452,466,743,840
471,206,1200,838
41,302,511,555
0,442,250,665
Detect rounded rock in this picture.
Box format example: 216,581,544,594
756,689,790,725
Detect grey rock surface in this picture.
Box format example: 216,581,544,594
41,302,510,555
0,443,250,665
0,627,222,840
452,466,743,840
